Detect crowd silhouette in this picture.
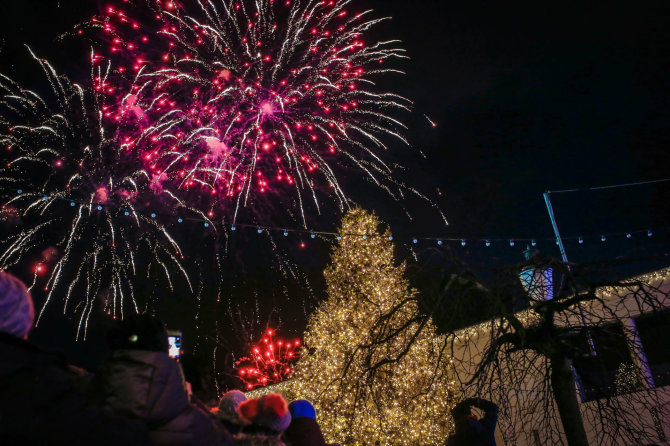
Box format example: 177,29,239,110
0,271,497,445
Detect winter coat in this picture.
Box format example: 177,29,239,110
234,432,287,446
88,348,234,446
445,399,498,446
235,425,288,446
0,332,152,446
283,417,328,446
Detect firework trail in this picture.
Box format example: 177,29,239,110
81,0,445,226
0,49,197,338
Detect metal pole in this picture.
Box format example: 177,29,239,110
543,190,596,399
543,192,569,262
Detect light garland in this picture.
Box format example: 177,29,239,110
1,187,663,249
449,268,670,340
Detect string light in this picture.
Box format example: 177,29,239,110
1,188,663,247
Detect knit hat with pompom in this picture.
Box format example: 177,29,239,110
218,390,248,424
238,393,292,434
288,399,317,420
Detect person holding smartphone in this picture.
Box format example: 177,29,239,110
445,397,499,446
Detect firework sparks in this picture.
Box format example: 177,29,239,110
236,328,301,390
0,49,196,338
82,0,435,225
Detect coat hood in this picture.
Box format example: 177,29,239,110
92,349,189,424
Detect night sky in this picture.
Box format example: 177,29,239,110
1,0,668,382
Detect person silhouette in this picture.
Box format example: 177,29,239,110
446,397,499,446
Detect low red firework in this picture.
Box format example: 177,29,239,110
236,329,301,390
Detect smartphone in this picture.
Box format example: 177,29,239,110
167,330,182,359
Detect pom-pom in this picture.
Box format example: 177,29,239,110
238,398,260,422
259,393,289,418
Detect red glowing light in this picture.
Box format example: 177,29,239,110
236,329,301,390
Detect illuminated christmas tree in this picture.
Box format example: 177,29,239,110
290,208,459,445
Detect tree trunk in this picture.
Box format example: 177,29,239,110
550,355,589,446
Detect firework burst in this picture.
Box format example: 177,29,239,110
0,49,196,338
83,0,430,225
236,328,301,390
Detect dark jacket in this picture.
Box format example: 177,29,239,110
283,417,327,446
89,349,233,446
234,432,287,446
446,398,499,446
0,332,152,445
